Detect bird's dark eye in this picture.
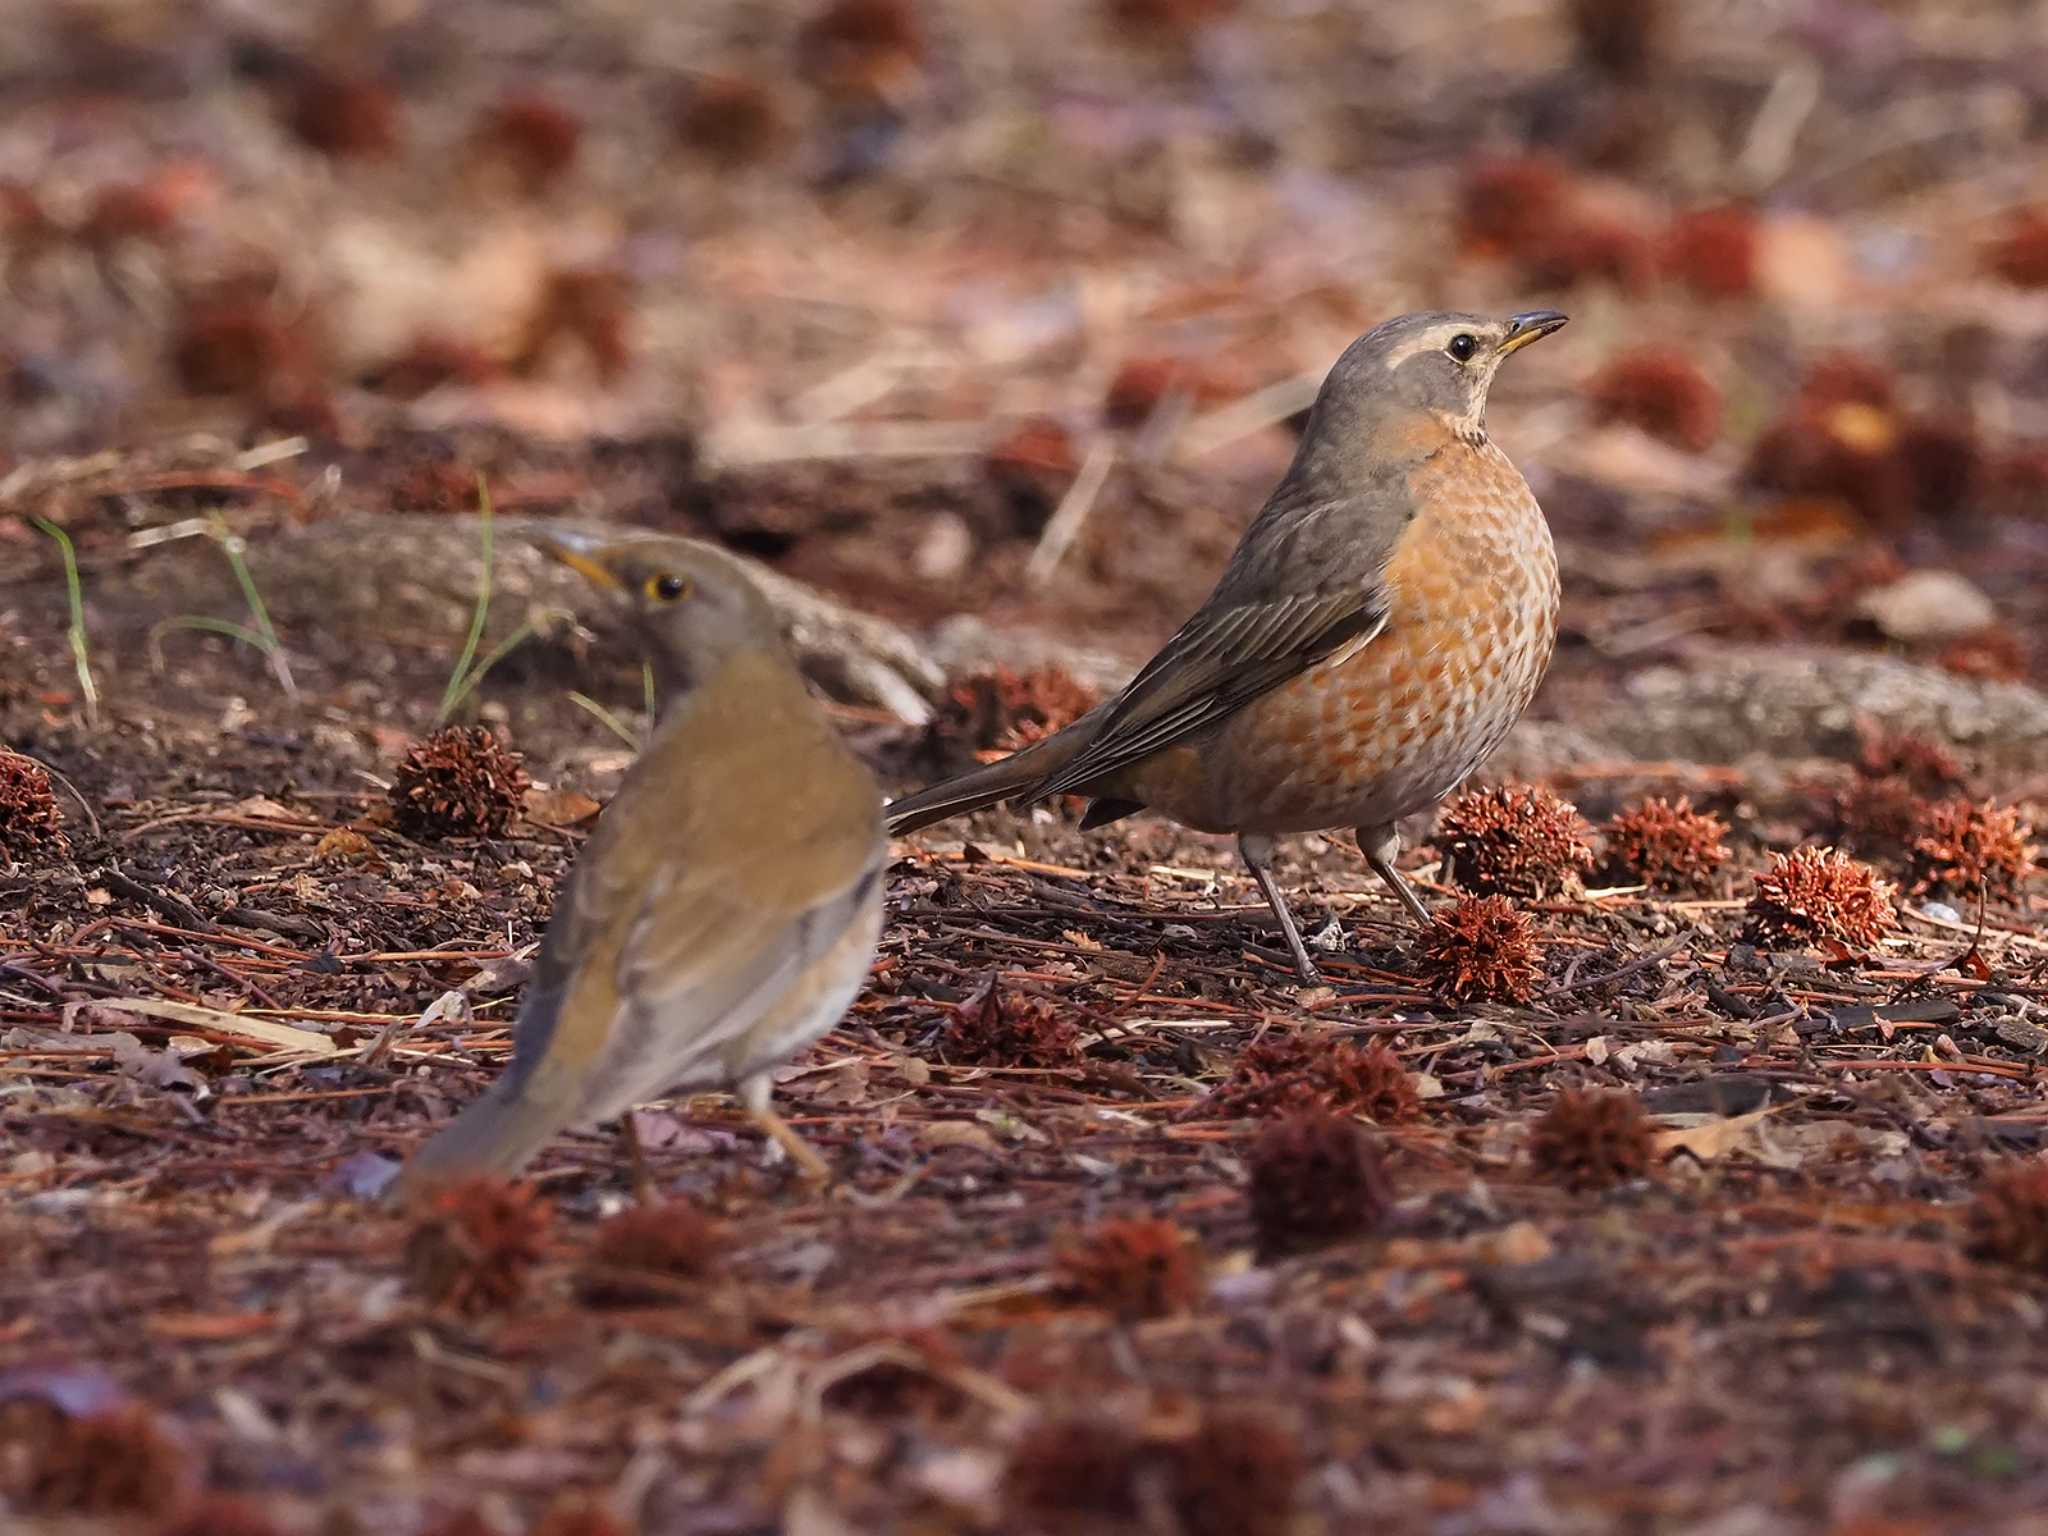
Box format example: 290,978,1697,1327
1447,333,1478,363
650,573,690,602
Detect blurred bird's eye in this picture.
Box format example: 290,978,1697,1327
650,573,690,602
1446,333,1478,363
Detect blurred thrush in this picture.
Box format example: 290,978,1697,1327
398,536,885,1192
887,309,1567,983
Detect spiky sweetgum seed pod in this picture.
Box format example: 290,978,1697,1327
0,748,68,859
1247,1112,1394,1256
1202,1034,1419,1123
1052,1217,1204,1321
285,68,401,158
390,725,530,839
156,1495,286,1536
418,1512,502,1536
929,665,1098,760
1528,1087,1657,1189
529,1494,632,1536
1005,1407,1299,1536
577,1200,726,1306
405,1178,553,1315
1937,628,2030,683
1168,1408,1303,1536
1455,154,1570,255
1004,1416,1145,1522
1911,799,2036,896
1568,0,1669,80
1584,350,1722,452
942,985,1081,1067
1857,728,1967,795
1661,205,1758,299
1744,847,1896,952
1600,796,1731,890
1414,894,1540,1005
1984,209,2048,289
1436,783,1594,899
1520,215,1658,293
1968,1160,2048,1273
673,76,786,167
480,92,581,192
2,1402,188,1516
1832,774,1932,856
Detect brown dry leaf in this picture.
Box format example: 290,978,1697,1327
313,827,382,866
919,1120,1001,1154
1651,1106,1776,1162
524,784,603,828
107,1031,209,1098
228,795,300,821
1477,1220,1555,1266
799,1057,872,1107
458,952,536,997
1753,1120,1909,1168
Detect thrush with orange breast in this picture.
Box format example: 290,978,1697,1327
886,309,1567,983
397,535,885,1195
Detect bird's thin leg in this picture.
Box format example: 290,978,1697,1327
1239,832,1321,984
739,1074,832,1183
1359,822,1433,925
620,1114,657,1206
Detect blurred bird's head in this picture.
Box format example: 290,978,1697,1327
537,533,783,697
1308,309,1569,458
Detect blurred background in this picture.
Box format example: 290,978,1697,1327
7,14,2048,1531
1,0,2045,699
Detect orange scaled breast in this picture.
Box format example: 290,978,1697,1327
1132,439,1559,836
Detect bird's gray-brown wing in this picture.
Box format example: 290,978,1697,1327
517,830,884,1128
490,808,630,1103
1032,486,1399,800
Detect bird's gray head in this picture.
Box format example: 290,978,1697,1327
1313,309,1568,452
538,533,784,699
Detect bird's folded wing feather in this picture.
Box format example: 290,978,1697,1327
1033,583,1388,799
1030,477,1407,799
533,820,879,1119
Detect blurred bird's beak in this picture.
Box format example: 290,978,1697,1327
536,533,625,592
1498,310,1569,357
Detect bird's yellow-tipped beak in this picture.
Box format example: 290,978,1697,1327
536,536,625,591
1497,309,1569,358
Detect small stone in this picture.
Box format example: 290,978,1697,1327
1855,570,1996,644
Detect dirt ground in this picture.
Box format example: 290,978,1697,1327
5,2,2048,1533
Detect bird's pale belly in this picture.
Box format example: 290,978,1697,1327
1128,459,1560,837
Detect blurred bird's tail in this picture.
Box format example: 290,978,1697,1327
884,720,1094,836
390,1082,566,1201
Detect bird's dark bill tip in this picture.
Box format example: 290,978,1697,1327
1500,310,1569,353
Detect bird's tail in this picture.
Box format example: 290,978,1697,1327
389,1081,568,1201
884,719,1095,836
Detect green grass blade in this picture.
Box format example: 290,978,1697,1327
436,477,496,723
29,516,98,727
567,690,645,750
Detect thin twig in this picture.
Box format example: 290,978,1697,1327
1025,439,1116,587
